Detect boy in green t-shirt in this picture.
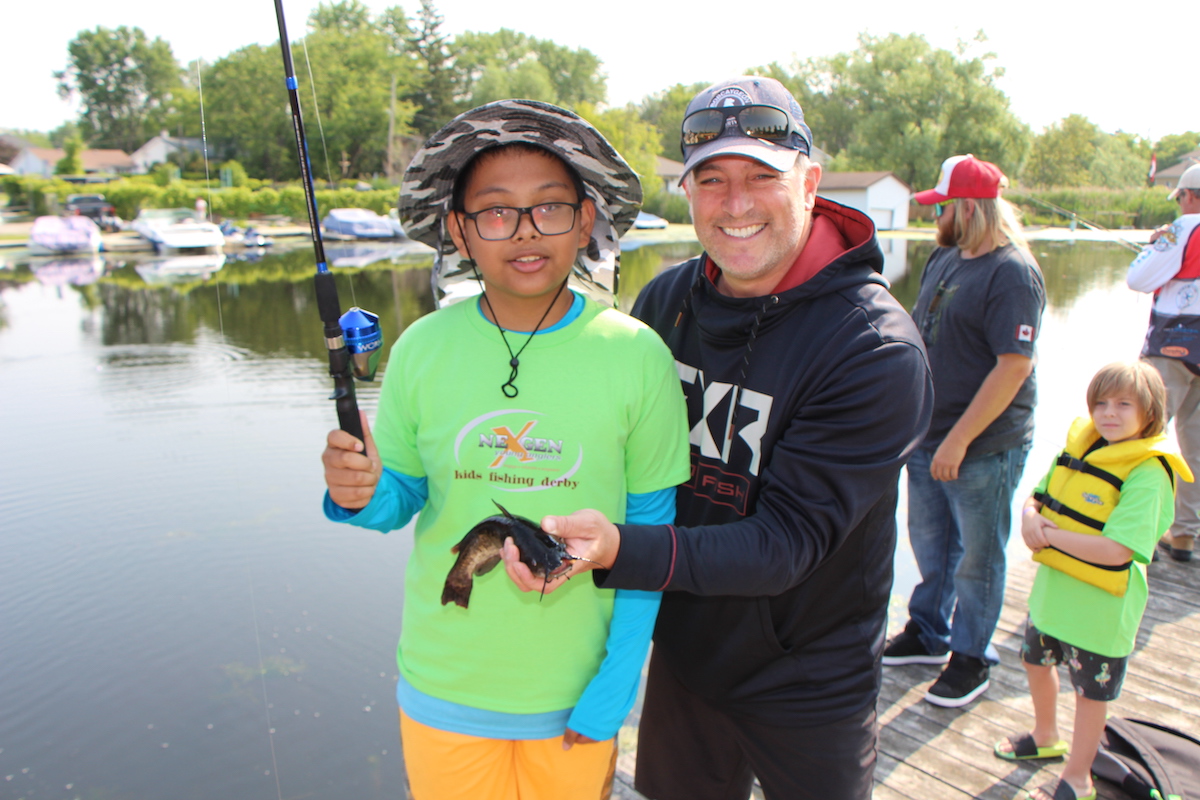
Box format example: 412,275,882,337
994,361,1190,800
320,100,690,800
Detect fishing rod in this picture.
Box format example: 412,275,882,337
1019,195,1145,254
273,0,381,443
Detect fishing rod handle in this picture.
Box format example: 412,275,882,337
315,271,365,442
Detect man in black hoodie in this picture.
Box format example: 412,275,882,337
503,78,933,800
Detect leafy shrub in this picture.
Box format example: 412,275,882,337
1007,187,1177,229
642,190,691,224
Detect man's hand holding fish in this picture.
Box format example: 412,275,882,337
501,509,620,594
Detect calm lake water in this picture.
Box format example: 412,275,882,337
0,233,1152,800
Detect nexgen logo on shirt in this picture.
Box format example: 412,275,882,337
488,422,537,467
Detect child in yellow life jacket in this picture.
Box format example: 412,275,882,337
993,361,1191,800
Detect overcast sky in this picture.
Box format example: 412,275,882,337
2,0,1193,152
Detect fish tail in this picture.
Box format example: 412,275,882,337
441,578,472,609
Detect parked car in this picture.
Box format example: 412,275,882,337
65,194,121,232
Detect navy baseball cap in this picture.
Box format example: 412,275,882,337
679,77,813,180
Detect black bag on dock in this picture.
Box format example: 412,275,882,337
1092,717,1200,799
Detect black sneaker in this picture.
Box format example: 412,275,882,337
882,623,951,666
924,652,990,707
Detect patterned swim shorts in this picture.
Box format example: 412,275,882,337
1021,619,1128,702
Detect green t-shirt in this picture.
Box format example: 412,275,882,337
373,296,691,714
1027,457,1174,657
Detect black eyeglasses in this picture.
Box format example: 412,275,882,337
460,203,581,241
681,105,797,150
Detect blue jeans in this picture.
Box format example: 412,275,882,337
905,443,1030,664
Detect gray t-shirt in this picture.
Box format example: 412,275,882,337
911,243,1046,455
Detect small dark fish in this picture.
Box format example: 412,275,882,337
441,501,574,609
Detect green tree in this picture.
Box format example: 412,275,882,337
637,82,708,160
404,0,459,136
299,25,418,178
470,58,557,105
55,136,84,175
580,103,662,196
378,5,413,55
308,0,373,33
1154,132,1200,167
200,43,296,179
455,30,606,110
55,26,183,153
49,122,81,148
756,33,1030,187
1025,115,1100,187
1089,132,1150,189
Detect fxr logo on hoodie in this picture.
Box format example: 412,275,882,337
675,361,773,476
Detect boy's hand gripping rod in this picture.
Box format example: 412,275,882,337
273,0,381,444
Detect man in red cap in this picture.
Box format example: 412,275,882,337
1127,162,1200,561
884,154,1046,707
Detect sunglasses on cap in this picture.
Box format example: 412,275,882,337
681,105,800,151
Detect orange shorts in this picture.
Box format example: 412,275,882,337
399,709,616,800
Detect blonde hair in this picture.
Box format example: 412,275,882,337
1086,361,1167,439
950,189,1030,255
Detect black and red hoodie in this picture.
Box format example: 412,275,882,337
599,198,933,725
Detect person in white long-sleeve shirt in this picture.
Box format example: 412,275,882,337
1126,163,1200,561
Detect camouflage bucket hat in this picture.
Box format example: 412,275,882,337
399,99,643,308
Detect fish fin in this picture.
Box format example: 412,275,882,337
492,500,512,518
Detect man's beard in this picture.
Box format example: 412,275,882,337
935,221,956,248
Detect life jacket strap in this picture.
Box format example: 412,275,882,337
1156,455,1177,490
1033,490,1106,532
1037,544,1133,572
1054,452,1124,491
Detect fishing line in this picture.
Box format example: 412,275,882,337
195,51,286,800
1020,195,1144,253
299,37,336,190
299,35,358,309
196,59,214,221
247,571,285,800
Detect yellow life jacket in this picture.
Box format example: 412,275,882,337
1033,418,1192,596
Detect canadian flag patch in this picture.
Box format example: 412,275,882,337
1016,324,1035,342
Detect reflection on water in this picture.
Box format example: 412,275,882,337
0,236,1155,799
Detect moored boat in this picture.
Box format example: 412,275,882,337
131,209,225,254
28,215,103,256
321,208,399,239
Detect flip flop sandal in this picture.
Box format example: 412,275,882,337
994,732,1069,761
1028,779,1096,800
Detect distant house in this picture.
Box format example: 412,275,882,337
818,171,912,231
1154,148,1200,190
9,147,135,178
657,156,686,196
131,132,206,173
0,133,30,165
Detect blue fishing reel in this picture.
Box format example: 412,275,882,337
339,307,382,382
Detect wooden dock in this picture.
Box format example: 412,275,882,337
613,554,1200,800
